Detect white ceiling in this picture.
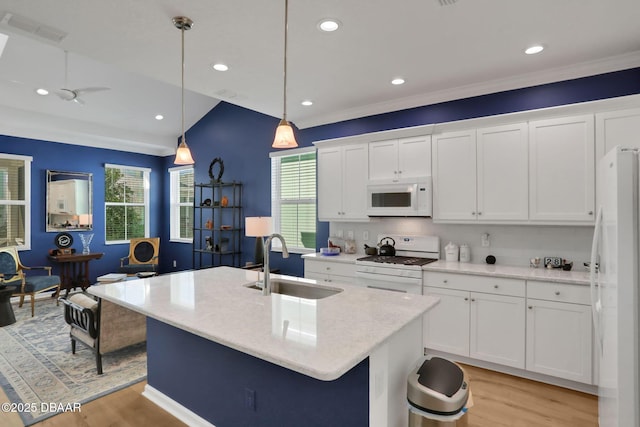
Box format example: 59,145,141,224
0,0,639,156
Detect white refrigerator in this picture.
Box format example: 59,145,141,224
591,146,640,427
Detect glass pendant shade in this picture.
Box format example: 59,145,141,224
272,119,298,149
174,139,194,165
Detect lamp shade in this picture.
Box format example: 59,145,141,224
174,140,194,165
245,217,273,237
272,119,298,149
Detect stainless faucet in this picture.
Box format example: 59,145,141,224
262,233,289,296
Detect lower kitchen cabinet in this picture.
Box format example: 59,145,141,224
304,259,356,285
423,274,526,369
526,282,593,384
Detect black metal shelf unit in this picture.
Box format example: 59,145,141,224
193,181,243,269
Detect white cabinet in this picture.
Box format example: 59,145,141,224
433,123,528,222
304,259,356,284
432,130,476,221
423,272,526,369
595,108,640,157
48,179,89,215
529,115,595,223
317,144,368,221
526,281,593,384
369,136,431,182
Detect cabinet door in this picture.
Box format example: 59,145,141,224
470,292,525,368
341,144,369,220
526,299,592,383
423,287,470,356
529,115,595,222
397,136,431,179
432,130,477,221
477,123,528,221
369,140,398,181
596,108,640,157
317,147,344,221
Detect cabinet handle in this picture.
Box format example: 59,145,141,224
443,280,448,284
554,291,560,296
471,298,476,302
471,212,476,216
398,170,402,174
478,212,482,216
394,171,398,174
528,306,533,309
464,297,469,301
494,284,498,289
325,267,331,270
588,211,594,215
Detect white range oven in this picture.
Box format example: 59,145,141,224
355,235,440,294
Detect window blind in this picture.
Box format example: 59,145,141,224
105,164,150,242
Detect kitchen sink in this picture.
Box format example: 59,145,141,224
245,279,343,300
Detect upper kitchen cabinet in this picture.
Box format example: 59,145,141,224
529,115,595,223
433,123,528,222
369,135,431,182
595,108,640,157
432,130,477,221
317,143,369,221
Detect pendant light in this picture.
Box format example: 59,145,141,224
272,0,298,149
173,16,195,165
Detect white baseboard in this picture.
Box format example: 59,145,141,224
142,384,216,427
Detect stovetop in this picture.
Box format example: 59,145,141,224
356,255,438,267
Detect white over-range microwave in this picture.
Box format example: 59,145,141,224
365,177,432,217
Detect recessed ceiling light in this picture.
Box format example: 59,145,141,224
155,114,164,120
525,45,544,55
317,19,340,32
301,100,313,106
36,88,49,96
212,63,229,71
391,78,405,85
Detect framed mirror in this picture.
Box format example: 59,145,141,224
46,170,93,232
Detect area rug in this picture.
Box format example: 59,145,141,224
0,298,147,426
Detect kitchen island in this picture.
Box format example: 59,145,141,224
88,266,439,427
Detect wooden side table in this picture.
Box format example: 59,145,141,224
48,253,104,297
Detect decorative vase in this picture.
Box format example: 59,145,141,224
80,233,94,255
221,196,229,207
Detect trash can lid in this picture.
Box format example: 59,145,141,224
417,357,464,398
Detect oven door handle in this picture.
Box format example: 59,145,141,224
355,270,422,286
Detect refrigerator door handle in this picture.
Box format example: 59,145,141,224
590,204,604,355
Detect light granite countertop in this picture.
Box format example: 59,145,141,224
423,260,590,285
87,266,438,381
302,252,590,285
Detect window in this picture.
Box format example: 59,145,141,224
270,147,316,253
169,166,194,242
0,154,31,250
104,164,150,243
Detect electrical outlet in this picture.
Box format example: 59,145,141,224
347,230,354,240
481,233,490,247
363,230,369,241
336,229,344,238
173,260,177,268
245,388,256,411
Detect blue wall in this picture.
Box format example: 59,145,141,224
2,67,640,279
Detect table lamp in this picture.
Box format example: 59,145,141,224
245,217,273,265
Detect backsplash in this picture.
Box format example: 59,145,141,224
328,218,594,271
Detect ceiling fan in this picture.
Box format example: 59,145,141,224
54,50,110,105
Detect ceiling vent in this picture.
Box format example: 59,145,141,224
437,0,458,6
0,12,68,43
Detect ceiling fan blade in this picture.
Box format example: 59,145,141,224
73,87,110,96
72,97,86,105
55,88,76,101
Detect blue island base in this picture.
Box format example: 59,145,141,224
145,318,370,427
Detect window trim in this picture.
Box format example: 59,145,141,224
269,146,317,255
168,165,194,243
104,163,151,245
0,153,32,251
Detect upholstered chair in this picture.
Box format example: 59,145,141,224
0,246,61,316
61,293,146,374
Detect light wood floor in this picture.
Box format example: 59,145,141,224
0,364,597,426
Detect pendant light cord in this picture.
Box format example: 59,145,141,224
181,24,186,145
283,0,289,122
